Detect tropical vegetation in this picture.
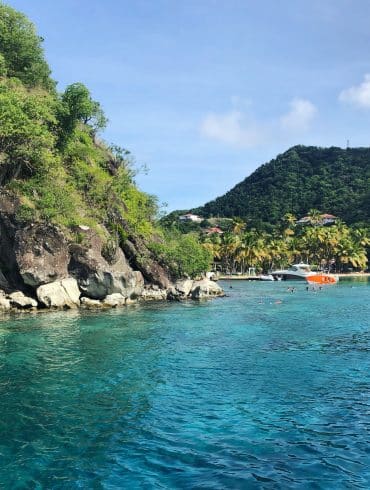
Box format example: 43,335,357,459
195,145,370,229
201,211,369,274
0,3,210,280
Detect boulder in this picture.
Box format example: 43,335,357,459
80,297,103,309
191,279,224,299
9,291,38,309
121,235,172,290
37,278,80,308
141,287,167,301
15,224,69,287
174,279,193,298
102,293,126,307
0,192,30,289
69,231,144,300
0,293,11,311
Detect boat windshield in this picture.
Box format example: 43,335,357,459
288,264,311,272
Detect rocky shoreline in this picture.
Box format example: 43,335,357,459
0,192,224,314
0,277,224,314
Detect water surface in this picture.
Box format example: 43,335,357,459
1,280,370,488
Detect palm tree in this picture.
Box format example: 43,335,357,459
307,208,322,226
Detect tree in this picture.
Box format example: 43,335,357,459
59,82,107,144
0,4,54,89
0,78,57,183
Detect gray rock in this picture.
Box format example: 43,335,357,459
0,271,10,291
80,297,103,309
0,296,11,311
191,279,224,299
69,232,144,300
175,279,194,298
15,224,69,287
9,291,38,309
141,287,167,301
103,293,126,307
125,297,138,305
37,278,80,308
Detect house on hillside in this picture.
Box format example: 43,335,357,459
178,213,203,223
203,226,223,235
297,213,338,226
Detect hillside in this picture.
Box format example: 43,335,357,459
194,146,370,227
0,4,215,308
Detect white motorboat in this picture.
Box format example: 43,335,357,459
270,263,317,281
259,274,274,281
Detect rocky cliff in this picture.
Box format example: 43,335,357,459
0,4,219,313
0,191,223,312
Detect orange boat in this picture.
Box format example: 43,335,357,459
306,274,339,285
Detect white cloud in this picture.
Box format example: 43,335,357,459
200,110,263,148
339,74,370,108
200,98,317,148
280,98,317,132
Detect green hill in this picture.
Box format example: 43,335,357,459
195,145,370,227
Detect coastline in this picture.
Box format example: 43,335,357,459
219,272,370,280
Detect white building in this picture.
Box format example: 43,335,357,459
178,213,203,223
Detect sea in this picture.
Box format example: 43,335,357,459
0,278,369,489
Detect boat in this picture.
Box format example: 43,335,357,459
270,263,317,281
259,274,274,281
306,274,339,285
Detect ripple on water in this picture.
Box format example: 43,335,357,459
1,281,370,488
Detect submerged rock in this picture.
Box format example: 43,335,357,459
37,278,80,308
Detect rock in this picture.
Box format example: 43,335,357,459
125,297,137,305
121,234,172,290
37,278,80,308
141,287,167,301
190,279,224,299
0,296,11,311
103,293,126,307
15,224,69,287
0,192,28,289
69,231,144,300
175,279,193,298
9,291,38,309
0,271,10,291
80,297,103,309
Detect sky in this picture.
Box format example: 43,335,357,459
7,0,370,211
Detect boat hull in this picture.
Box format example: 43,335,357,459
306,274,339,285
271,273,315,281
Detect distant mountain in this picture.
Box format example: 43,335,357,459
194,145,370,226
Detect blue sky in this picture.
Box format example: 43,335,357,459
7,0,370,211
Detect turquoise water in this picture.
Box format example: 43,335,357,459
1,280,370,489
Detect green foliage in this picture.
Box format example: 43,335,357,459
58,82,107,145
0,78,57,183
201,218,369,273
11,166,90,227
0,3,54,89
149,232,213,279
196,145,370,228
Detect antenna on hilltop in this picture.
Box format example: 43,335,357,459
346,139,350,149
